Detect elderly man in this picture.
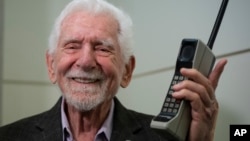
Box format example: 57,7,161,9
0,0,227,141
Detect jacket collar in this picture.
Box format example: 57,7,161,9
34,97,63,141
34,97,146,141
111,97,143,141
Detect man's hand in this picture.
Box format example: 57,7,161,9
172,59,227,141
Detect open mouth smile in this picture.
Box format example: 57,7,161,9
72,77,100,83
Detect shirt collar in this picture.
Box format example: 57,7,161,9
61,98,114,141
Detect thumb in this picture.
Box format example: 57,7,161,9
209,58,228,89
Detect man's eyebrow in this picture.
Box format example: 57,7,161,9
63,39,82,45
61,37,115,48
98,38,114,47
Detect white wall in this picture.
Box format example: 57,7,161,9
1,0,66,124
1,0,250,141
0,0,4,125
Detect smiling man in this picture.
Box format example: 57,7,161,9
0,0,227,141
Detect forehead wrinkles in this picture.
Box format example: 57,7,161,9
61,11,120,38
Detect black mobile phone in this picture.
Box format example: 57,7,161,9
150,0,229,141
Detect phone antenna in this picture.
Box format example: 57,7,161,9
207,0,229,49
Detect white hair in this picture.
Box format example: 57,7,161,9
48,0,133,63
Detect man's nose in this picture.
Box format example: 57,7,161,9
75,45,97,71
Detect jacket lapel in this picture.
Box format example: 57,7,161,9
32,97,165,141
34,97,141,141
34,97,63,141
111,97,144,141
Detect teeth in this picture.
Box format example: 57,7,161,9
73,78,97,83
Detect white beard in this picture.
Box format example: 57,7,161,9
60,69,120,111
63,81,108,111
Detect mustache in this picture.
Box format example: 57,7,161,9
65,69,105,80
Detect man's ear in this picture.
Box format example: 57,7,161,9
46,51,57,84
120,56,136,88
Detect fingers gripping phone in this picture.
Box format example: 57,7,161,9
150,1,229,141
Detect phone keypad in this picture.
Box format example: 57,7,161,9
161,74,185,116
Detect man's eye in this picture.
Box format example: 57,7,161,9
63,44,81,53
98,47,109,52
96,46,109,52
68,46,78,49
95,46,112,56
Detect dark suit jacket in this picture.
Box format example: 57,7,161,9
0,97,171,141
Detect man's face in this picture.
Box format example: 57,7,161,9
46,11,134,111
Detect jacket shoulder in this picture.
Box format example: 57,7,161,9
0,98,63,141
0,112,47,140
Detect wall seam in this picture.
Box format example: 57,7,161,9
2,48,250,86
133,48,250,79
